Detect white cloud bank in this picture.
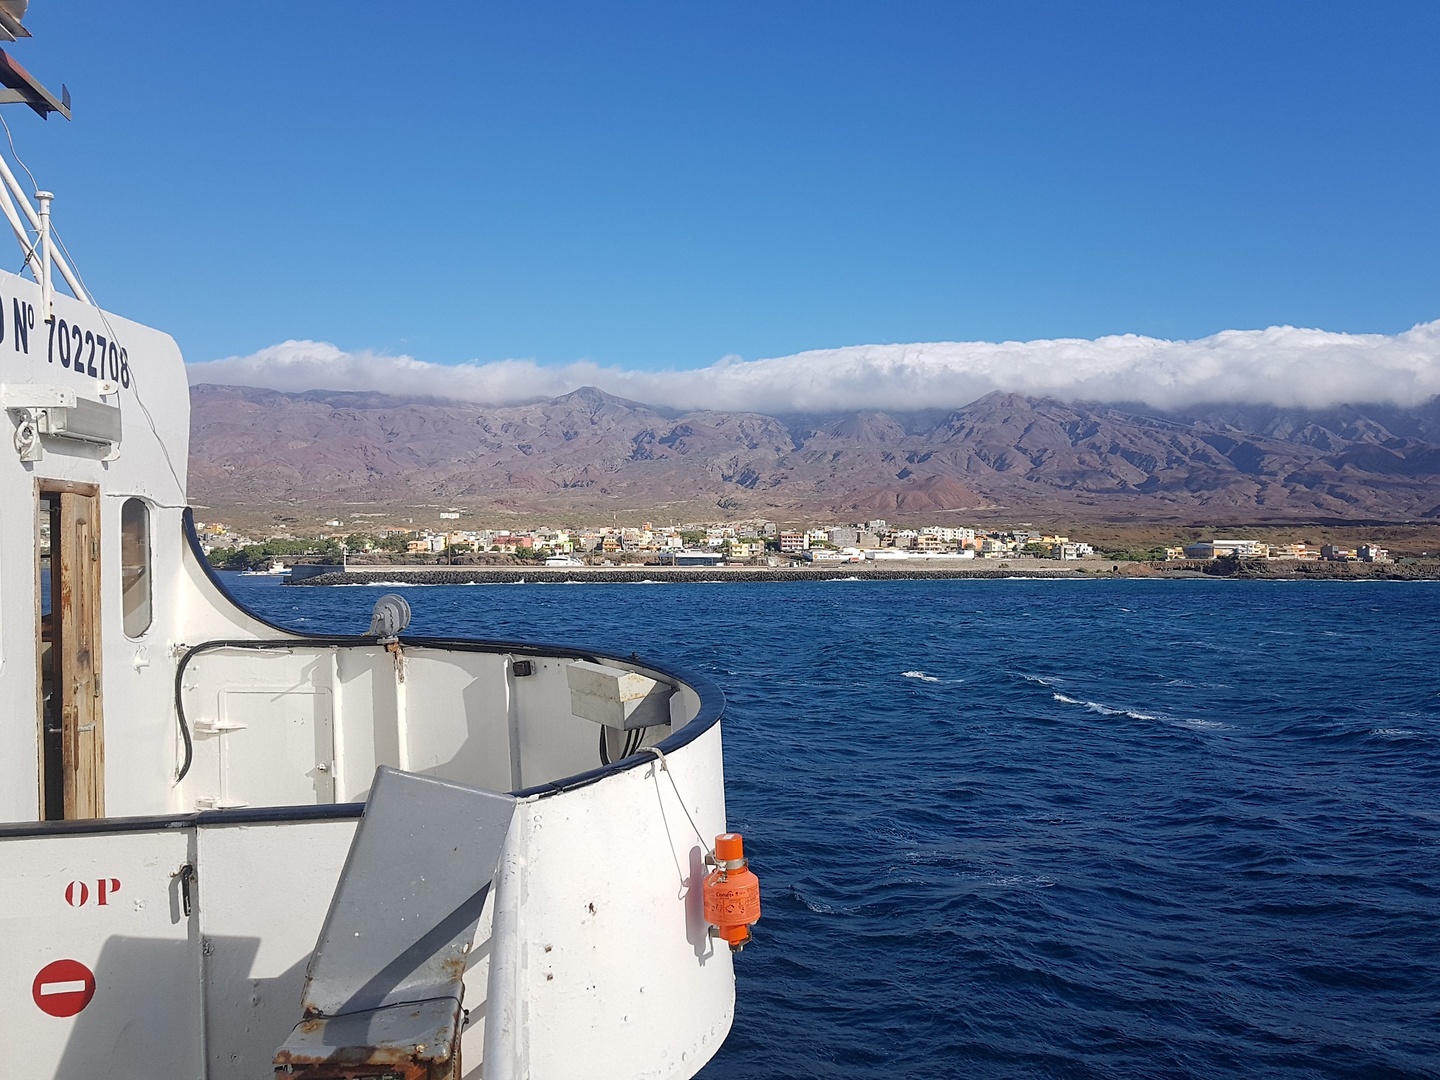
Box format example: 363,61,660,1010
187,320,1440,414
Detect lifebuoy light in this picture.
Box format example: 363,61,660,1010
702,832,761,951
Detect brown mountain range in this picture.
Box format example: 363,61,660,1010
188,384,1440,523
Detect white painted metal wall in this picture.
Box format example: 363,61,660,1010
482,722,734,1080
0,269,193,821
0,815,359,1079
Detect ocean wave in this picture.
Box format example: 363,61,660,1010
326,579,429,588
903,670,941,683
1052,692,1158,721
1372,727,1422,738
1051,691,1227,730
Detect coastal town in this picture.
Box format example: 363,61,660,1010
196,513,1395,571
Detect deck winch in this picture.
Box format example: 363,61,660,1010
703,832,762,951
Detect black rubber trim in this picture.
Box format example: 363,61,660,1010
0,801,366,840
178,511,727,799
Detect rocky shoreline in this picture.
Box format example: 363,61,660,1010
284,558,1440,586
1195,558,1440,581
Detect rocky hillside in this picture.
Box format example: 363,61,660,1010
188,384,1440,521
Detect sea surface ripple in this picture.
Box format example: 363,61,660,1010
224,574,1440,1079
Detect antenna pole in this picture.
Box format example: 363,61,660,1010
35,186,49,317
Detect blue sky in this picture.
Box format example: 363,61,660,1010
8,2,1440,383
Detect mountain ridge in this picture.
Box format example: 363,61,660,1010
188,384,1440,521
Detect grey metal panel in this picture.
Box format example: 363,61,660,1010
298,766,516,1017
40,395,121,444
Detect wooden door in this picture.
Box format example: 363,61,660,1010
40,483,105,818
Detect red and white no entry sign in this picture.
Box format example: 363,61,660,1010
32,959,96,1018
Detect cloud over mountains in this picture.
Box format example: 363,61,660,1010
187,320,1440,413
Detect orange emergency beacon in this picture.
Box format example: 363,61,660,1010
702,832,762,951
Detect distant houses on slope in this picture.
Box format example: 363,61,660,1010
1175,539,1391,563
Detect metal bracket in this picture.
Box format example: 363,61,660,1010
2,383,120,460
0,49,69,119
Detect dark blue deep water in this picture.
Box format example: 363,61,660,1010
221,574,1440,1079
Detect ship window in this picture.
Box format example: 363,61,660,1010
121,498,152,637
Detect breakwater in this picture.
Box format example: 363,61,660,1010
286,565,1086,586
1199,558,1440,580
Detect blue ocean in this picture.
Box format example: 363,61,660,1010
222,574,1440,1079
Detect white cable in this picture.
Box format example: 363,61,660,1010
0,112,40,193
46,223,188,500
639,746,714,857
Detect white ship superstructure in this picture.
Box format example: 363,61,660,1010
0,10,754,1078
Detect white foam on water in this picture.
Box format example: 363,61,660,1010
328,579,426,588
1101,705,1159,721
903,670,941,683
1052,692,1159,722
986,875,1057,888
1373,727,1421,737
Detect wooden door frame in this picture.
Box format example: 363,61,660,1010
35,478,105,820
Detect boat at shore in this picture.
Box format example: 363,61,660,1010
240,557,290,576
0,11,755,1078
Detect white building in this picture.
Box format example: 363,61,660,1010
1183,539,1268,559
